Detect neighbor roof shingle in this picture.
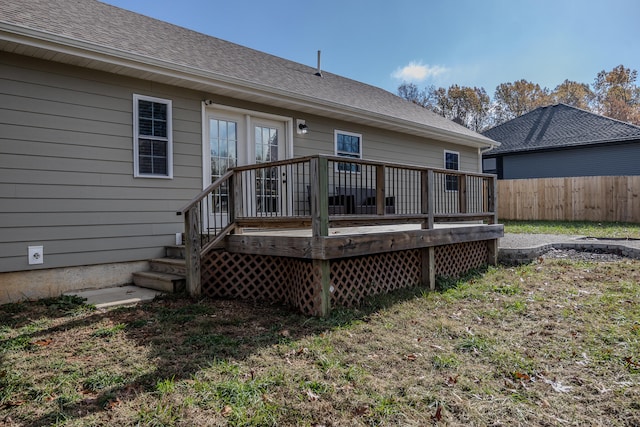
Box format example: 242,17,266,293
482,103,640,155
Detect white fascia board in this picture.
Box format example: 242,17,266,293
1,23,497,148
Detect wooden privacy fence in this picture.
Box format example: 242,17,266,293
498,176,640,223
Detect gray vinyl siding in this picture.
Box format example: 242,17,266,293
500,143,640,179
1,52,483,274
0,53,202,273
291,115,480,172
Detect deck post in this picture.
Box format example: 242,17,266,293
422,170,435,229
233,171,244,234
421,246,436,291
311,156,329,237
458,174,467,214
184,206,201,296
314,259,331,316
376,164,386,215
487,238,498,266
490,175,498,224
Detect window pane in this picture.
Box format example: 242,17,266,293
445,152,459,170
138,100,152,118
139,100,167,138
153,102,167,121
138,139,167,175
153,157,168,175
210,119,238,179
139,156,152,174
152,140,167,156
153,119,167,138
139,118,153,136
337,133,360,155
139,139,152,156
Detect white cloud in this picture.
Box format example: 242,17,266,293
392,61,448,82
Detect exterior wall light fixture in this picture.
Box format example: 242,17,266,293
296,119,308,134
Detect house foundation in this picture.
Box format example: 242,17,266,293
0,261,149,305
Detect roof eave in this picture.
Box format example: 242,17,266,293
1,22,496,148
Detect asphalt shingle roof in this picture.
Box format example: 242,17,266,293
0,0,495,145
482,103,640,155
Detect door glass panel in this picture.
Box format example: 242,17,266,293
210,119,238,216
255,125,279,214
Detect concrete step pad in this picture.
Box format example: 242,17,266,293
132,271,185,293
65,285,164,309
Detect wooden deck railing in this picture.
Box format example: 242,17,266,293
178,154,498,295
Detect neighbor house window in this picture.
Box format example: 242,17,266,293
133,94,173,178
335,130,362,172
444,150,459,191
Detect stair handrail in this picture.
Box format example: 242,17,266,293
177,169,235,216
177,169,235,296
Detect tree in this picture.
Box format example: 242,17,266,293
398,84,492,132
551,79,595,110
493,79,550,124
397,82,428,107
593,65,640,124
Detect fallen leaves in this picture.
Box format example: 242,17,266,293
624,356,640,369
105,397,122,410
513,371,531,382
431,402,443,422
221,405,233,417
445,375,458,387
305,389,320,401
32,337,53,346
352,405,369,417
538,375,572,393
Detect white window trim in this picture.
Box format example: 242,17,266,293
334,130,363,173
133,94,173,179
444,150,460,192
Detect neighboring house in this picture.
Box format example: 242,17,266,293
0,0,499,307
482,103,640,179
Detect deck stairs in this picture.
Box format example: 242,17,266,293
132,245,186,293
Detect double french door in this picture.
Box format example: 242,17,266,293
205,109,288,228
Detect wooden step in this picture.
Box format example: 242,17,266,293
149,257,186,276
132,271,185,293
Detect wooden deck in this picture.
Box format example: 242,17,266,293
178,155,502,315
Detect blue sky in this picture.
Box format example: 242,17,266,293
102,0,640,98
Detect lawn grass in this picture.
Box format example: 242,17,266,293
1,260,639,426
502,220,640,239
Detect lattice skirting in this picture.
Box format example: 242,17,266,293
329,250,421,308
201,240,492,316
435,240,489,278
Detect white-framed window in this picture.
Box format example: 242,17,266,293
334,130,362,172
133,94,173,178
444,150,459,191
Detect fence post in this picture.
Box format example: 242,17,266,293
184,206,201,296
